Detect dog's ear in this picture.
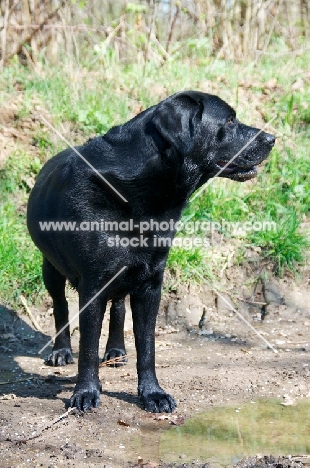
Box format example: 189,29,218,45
151,93,203,154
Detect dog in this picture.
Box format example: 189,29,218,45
27,91,275,412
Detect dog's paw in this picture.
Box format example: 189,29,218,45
140,391,177,413
70,381,102,411
45,348,74,366
103,348,127,367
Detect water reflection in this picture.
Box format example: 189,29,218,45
159,399,310,465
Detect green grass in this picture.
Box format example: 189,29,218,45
248,210,308,275
186,142,310,275
0,147,44,305
0,197,44,305
0,48,309,306
166,247,214,289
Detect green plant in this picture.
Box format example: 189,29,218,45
249,210,309,275
0,203,44,305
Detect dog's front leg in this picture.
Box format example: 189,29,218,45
70,286,106,411
130,279,177,413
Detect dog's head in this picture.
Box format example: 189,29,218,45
150,91,275,183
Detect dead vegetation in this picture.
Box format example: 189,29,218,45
0,0,309,68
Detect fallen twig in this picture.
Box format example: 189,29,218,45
99,355,128,367
6,407,76,443
20,295,43,332
239,298,267,306
0,376,34,386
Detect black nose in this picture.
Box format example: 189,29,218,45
265,133,276,147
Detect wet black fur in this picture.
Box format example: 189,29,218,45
27,91,275,412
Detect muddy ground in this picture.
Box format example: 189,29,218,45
0,270,310,468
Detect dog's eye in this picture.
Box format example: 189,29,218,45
227,117,235,125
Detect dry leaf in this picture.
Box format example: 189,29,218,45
152,413,185,426
117,419,130,427
169,415,185,426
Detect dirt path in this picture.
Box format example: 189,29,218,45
0,275,310,467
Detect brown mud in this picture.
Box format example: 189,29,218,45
1,270,310,467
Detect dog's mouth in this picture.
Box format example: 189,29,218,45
215,161,258,181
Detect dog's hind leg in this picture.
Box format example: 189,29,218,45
103,298,127,366
43,256,74,366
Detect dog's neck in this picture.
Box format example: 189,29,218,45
99,118,211,216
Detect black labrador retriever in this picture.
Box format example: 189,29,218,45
27,91,275,412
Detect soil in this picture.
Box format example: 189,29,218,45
0,268,310,468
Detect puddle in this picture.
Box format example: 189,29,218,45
154,399,310,465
